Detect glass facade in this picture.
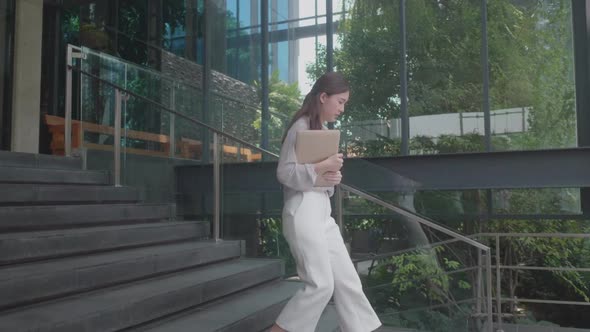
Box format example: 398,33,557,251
0,0,14,150
31,0,590,330
488,0,576,152
334,0,576,157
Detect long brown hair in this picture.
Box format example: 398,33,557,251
282,72,349,143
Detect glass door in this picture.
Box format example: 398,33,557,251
0,0,15,150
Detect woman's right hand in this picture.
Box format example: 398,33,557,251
315,153,344,174
322,171,342,186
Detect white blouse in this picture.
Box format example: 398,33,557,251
276,116,335,214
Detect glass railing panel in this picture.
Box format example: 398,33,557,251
342,189,493,332
119,96,172,203
215,134,296,273
173,128,215,224
403,187,583,224
79,46,266,150
339,157,476,239
408,189,486,228
386,183,590,331
79,58,120,179
81,46,176,109
124,64,174,110
78,66,206,204
366,181,590,331
80,47,126,87
491,188,582,216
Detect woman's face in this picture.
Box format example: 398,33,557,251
319,91,349,123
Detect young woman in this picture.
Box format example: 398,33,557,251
271,72,382,332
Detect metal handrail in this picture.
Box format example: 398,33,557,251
68,59,494,331
70,66,279,159
70,63,490,253
70,62,490,249
355,232,590,302
341,183,491,251
81,46,287,118
471,231,590,328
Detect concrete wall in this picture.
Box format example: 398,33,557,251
84,150,200,204
174,162,284,218
11,0,43,153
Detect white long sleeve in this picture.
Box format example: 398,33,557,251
276,116,334,196
276,118,318,191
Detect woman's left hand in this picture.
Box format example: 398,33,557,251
322,171,342,185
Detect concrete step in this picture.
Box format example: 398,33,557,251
313,302,344,332
321,307,419,332
0,221,210,264
132,280,301,332
0,184,141,205
316,304,341,332
0,258,283,332
0,151,82,170
376,327,420,332
0,203,173,231
0,240,242,309
132,281,367,332
0,166,108,185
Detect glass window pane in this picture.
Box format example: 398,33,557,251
407,1,484,155
489,0,576,151
335,1,402,157
264,0,327,152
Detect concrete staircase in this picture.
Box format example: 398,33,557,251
0,151,417,332
0,151,324,332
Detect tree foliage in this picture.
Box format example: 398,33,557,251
308,0,576,155
252,70,302,153
311,0,588,329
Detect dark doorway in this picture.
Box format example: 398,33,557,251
0,0,15,151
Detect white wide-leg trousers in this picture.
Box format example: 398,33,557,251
276,191,382,332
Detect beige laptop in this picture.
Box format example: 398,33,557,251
295,130,340,187
295,130,341,164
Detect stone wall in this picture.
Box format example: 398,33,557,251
160,51,258,107
160,50,261,143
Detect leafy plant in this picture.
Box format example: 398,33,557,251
258,217,296,275
364,246,474,331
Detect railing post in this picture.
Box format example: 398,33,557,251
476,248,483,321
336,185,344,233
169,86,176,158
65,46,73,157
114,89,123,187
496,235,503,331
65,45,84,157
213,132,221,241
486,248,494,332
